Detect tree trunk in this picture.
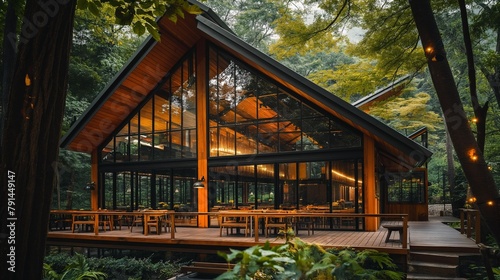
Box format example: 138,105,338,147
445,124,460,216
0,0,77,279
1,0,18,151
409,0,500,244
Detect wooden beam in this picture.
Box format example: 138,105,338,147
196,40,209,227
91,150,99,210
363,135,379,231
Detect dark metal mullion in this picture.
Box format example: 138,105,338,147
254,165,258,209
276,85,281,152
180,61,185,156
112,172,117,209
169,169,174,209
137,110,141,161
168,77,173,149
216,48,221,157
151,94,155,160
151,172,156,209
126,123,131,162
232,61,237,155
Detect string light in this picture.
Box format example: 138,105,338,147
468,149,478,162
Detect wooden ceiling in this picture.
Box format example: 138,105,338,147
63,14,202,152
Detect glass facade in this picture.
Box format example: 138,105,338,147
207,46,361,157
101,51,197,163
98,51,199,215
96,44,366,229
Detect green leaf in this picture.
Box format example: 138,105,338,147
87,1,101,17
77,0,88,10
132,22,146,36
145,21,161,41
115,6,134,25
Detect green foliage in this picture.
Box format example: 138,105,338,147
216,236,403,280
368,92,442,133
43,253,107,280
44,252,183,280
77,0,201,41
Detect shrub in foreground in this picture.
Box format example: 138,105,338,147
217,232,403,280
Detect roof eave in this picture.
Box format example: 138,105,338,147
60,37,158,149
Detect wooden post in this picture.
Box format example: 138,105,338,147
402,215,408,249
460,208,465,234
91,150,99,210
363,135,378,230
196,40,209,227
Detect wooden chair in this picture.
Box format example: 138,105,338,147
130,214,144,232
71,214,95,233
98,214,113,231
265,216,287,237
218,214,249,237
294,217,314,236
162,214,174,233
145,214,163,235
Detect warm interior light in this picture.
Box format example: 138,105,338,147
471,117,478,123
487,200,494,206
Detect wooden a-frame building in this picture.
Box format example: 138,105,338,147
60,0,432,231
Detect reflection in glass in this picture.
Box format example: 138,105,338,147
207,44,361,158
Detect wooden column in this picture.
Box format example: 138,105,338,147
90,149,99,210
363,135,379,231
196,40,209,227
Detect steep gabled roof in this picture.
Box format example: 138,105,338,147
61,0,431,168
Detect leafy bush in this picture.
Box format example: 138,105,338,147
44,252,183,280
216,236,404,280
43,253,107,280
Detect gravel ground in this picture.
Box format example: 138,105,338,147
428,204,453,216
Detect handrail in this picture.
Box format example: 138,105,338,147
459,208,481,244
170,211,409,249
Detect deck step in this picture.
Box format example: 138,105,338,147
410,245,480,255
408,261,458,278
410,251,461,265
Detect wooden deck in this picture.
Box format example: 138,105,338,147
48,226,407,254
46,215,480,258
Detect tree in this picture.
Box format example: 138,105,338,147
270,0,500,244
409,0,500,244
0,1,199,279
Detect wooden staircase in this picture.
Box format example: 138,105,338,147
406,244,480,279
405,218,481,280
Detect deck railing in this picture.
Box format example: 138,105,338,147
459,208,481,244
169,212,409,249
49,210,409,249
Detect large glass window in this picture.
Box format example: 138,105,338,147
387,171,426,203
208,45,361,157
100,168,197,212
100,51,197,163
